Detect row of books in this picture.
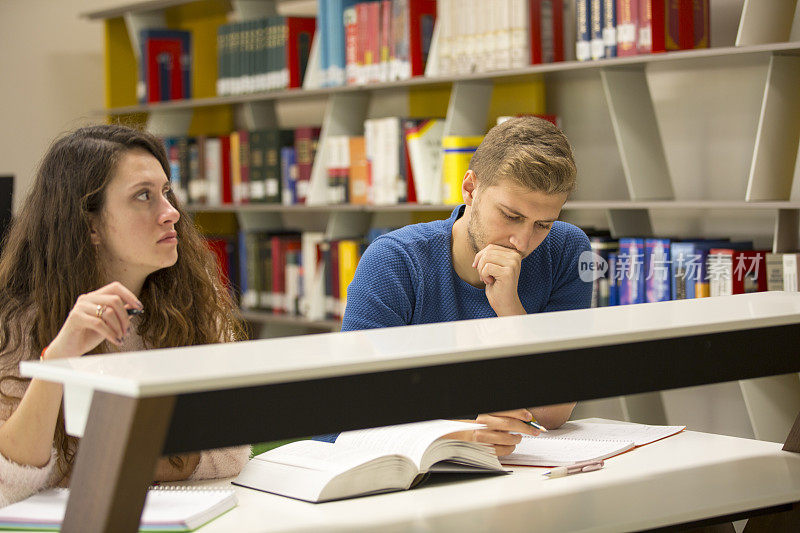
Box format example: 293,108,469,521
577,0,710,61
137,29,192,103
163,128,319,206
589,236,797,308
216,16,316,96
236,229,391,321
324,117,448,206
319,0,436,87
437,0,566,76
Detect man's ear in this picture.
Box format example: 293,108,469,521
462,170,477,206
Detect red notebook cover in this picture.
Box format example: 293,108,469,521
286,17,316,89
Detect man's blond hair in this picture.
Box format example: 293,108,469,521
469,116,577,194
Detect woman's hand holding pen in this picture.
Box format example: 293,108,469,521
44,282,143,360
449,409,540,457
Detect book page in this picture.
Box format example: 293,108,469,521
535,421,686,446
254,440,389,473
334,420,482,468
502,437,635,467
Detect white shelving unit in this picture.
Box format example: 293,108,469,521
86,0,800,441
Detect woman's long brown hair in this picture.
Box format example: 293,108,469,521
0,124,246,478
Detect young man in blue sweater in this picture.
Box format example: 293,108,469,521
342,116,592,456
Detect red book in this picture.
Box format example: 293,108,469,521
270,235,301,314
146,38,182,103
344,5,358,84
408,0,436,77
205,237,232,288
237,129,250,204
220,135,232,204
529,0,564,64
285,17,316,89
732,251,769,294
356,2,369,85
638,0,666,54
616,0,639,56
366,1,381,83
329,240,341,320
666,0,709,50
380,0,392,81
293,127,321,204
403,132,417,203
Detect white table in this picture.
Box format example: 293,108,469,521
167,426,800,533
20,292,800,532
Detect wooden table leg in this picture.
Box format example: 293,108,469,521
62,391,175,533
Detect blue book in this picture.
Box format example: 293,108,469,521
590,0,604,60
318,0,329,86
645,238,670,302
602,0,617,57
575,0,592,61
608,252,619,306
280,146,297,205
617,238,645,305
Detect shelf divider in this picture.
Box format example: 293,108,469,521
736,0,799,46
606,209,653,238
307,92,370,205
745,54,800,201
600,66,674,201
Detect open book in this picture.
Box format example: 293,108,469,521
233,420,505,502
0,487,236,531
502,421,686,466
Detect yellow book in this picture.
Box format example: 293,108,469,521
229,131,242,204
338,240,360,318
441,136,484,205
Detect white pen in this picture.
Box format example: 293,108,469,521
544,459,604,478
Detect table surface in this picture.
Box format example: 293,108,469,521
156,421,800,533
20,292,800,398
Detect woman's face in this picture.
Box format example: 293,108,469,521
92,148,180,282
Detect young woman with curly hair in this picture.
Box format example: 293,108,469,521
0,124,249,506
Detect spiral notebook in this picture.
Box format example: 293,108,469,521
501,421,686,467
0,486,237,531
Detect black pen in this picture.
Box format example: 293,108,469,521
127,308,144,316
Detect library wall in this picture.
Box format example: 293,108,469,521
0,0,113,212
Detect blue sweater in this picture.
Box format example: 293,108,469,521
341,205,593,332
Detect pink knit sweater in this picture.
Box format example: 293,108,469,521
0,327,251,508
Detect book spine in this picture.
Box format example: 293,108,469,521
575,0,591,61
616,0,638,56
608,252,618,306
344,5,359,84
603,0,617,57
617,238,645,305
766,253,784,291
644,238,670,302
529,0,543,64
693,0,709,49
409,0,437,77
220,135,232,204
338,240,360,318
230,132,242,204
442,136,483,205
590,0,605,60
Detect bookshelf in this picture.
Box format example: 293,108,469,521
85,0,800,441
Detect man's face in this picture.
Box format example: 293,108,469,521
467,179,567,258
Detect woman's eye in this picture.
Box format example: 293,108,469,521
136,191,150,201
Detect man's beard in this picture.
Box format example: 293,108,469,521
466,207,486,255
